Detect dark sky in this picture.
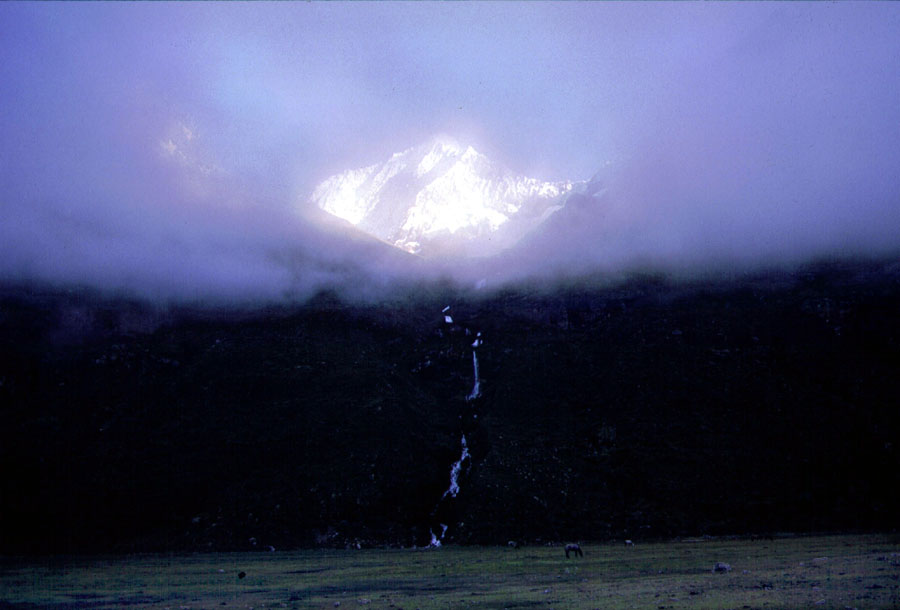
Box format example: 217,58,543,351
1,3,899,300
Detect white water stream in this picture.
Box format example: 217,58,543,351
429,308,483,547
429,523,449,548
442,434,470,499
466,332,482,401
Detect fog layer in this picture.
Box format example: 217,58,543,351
1,3,898,301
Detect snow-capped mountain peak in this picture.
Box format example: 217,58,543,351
308,137,578,258
417,136,467,177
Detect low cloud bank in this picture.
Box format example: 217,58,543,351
461,4,900,288
1,3,899,303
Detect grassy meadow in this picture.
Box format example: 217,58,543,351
2,534,899,609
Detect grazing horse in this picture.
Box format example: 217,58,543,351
565,543,583,558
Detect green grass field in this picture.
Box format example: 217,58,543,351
2,535,898,609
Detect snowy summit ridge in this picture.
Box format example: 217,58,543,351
309,135,576,258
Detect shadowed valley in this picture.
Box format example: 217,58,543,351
1,258,899,554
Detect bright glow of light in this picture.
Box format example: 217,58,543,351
309,136,574,257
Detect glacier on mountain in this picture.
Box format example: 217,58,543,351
308,136,579,258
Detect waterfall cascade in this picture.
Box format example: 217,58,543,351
466,333,482,401
429,523,449,548
429,307,483,547
442,434,470,499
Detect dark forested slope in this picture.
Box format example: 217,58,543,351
1,259,899,553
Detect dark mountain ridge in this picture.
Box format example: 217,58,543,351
1,258,899,553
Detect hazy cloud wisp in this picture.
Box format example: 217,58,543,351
1,3,899,301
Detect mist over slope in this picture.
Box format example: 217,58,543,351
2,3,900,302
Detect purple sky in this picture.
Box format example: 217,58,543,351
1,2,899,300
